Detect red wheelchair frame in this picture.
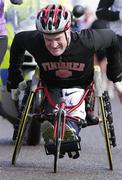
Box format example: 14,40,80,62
11,78,114,173
35,81,94,138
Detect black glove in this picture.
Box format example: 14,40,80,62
6,69,24,92
10,0,23,5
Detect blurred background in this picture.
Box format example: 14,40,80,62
5,0,99,32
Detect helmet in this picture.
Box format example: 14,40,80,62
36,4,71,34
72,5,85,18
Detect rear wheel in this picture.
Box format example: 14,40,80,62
12,92,34,165
99,91,114,170
102,91,116,147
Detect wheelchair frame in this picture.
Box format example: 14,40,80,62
11,75,116,173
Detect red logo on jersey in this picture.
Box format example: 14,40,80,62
56,70,72,78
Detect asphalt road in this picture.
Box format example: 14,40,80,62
0,94,122,180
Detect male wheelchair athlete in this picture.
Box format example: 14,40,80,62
11,65,116,173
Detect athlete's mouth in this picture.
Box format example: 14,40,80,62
51,48,60,52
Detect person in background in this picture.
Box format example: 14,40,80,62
0,0,23,65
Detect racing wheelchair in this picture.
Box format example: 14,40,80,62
11,65,116,173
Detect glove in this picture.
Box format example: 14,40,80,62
7,69,24,92
10,0,23,4
119,11,122,21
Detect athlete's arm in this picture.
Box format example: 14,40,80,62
80,29,122,83
7,32,27,91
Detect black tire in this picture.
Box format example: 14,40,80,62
12,92,34,165
12,115,30,165
99,94,113,170
102,91,116,147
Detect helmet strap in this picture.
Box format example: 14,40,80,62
64,31,70,48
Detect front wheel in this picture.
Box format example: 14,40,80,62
54,109,63,173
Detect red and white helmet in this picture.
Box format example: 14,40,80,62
36,4,71,34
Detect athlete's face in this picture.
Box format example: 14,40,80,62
43,32,69,56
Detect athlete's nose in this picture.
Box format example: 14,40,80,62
51,40,58,48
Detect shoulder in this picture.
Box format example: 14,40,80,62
71,29,95,50
14,30,44,42
71,29,95,41
79,28,116,39
77,28,117,50
15,30,42,38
